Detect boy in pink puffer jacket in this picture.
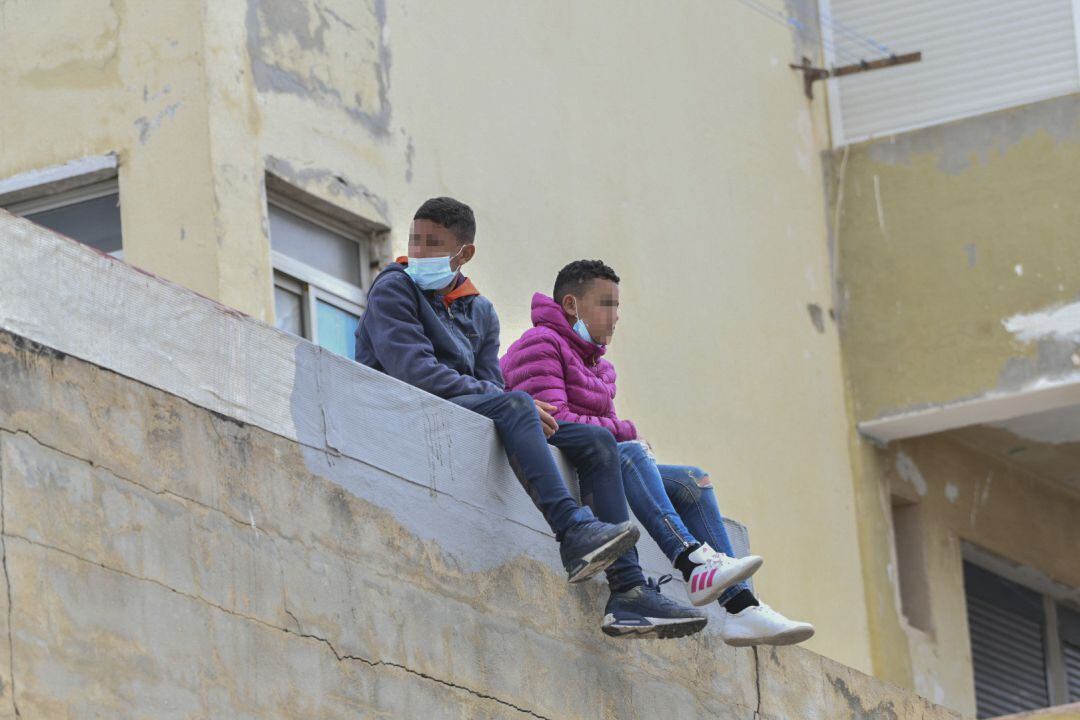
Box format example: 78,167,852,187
501,260,815,647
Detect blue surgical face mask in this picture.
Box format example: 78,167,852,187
405,248,462,291
573,317,596,344
570,298,600,345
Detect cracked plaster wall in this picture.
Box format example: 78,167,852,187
0,330,964,719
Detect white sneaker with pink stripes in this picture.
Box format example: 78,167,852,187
686,545,763,607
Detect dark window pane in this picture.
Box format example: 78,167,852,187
26,193,122,253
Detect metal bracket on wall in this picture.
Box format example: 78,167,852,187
790,51,922,99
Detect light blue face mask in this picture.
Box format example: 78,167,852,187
404,249,462,291
570,299,600,345
573,317,596,344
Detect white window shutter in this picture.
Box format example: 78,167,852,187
821,0,1080,144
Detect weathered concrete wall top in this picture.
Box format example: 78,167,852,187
0,205,962,717
0,328,962,718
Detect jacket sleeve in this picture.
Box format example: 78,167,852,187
509,334,638,441
472,301,505,390
362,274,502,398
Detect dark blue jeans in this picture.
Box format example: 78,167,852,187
449,391,594,537
546,423,646,592
618,441,749,604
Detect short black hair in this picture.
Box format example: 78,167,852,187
413,197,476,244
553,259,620,302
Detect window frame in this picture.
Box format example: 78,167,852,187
271,266,363,348
0,154,123,258
264,173,389,352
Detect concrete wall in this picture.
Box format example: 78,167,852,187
0,0,871,673
872,435,1080,716
0,219,962,718
830,93,1080,423
828,92,1080,712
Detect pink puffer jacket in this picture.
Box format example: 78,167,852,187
500,293,637,441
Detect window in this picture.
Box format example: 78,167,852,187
265,176,387,359
821,0,1080,144
964,557,1080,718
891,497,932,632
0,155,122,256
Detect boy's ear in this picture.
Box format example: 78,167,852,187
559,294,576,316
458,244,476,265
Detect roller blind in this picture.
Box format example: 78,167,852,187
1060,604,1080,702
964,562,1049,718
823,0,1080,143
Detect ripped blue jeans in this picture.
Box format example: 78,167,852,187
617,441,749,604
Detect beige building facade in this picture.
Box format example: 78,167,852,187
1,1,1078,717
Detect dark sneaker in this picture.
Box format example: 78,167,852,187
602,575,708,639
560,520,640,583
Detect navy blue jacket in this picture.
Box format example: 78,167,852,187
354,262,505,399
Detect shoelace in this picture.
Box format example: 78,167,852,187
699,552,733,570
646,574,674,594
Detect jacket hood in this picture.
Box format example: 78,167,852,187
530,293,606,363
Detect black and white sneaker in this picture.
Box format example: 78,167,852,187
602,575,708,639
559,520,640,583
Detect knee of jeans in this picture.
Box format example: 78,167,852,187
505,390,535,415
670,467,712,504
669,476,700,504
685,466,712,489
580,427,619,467
618,440,648,468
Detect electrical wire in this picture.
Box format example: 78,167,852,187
818,9,893,56
734,0,890,67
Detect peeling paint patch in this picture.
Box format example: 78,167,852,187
895,451,927,496
980,473,993,504
944,482,959,503
998,338,1080,392
873,174,888,240
964,243,977,268
246,0,393,137
404,134,415,183
807,303,825,333
134,102,181,145
143,84,172,102
266,156,390,223
1003,299,1080,343
971,472,993,528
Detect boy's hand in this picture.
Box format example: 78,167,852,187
534,400,559,438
